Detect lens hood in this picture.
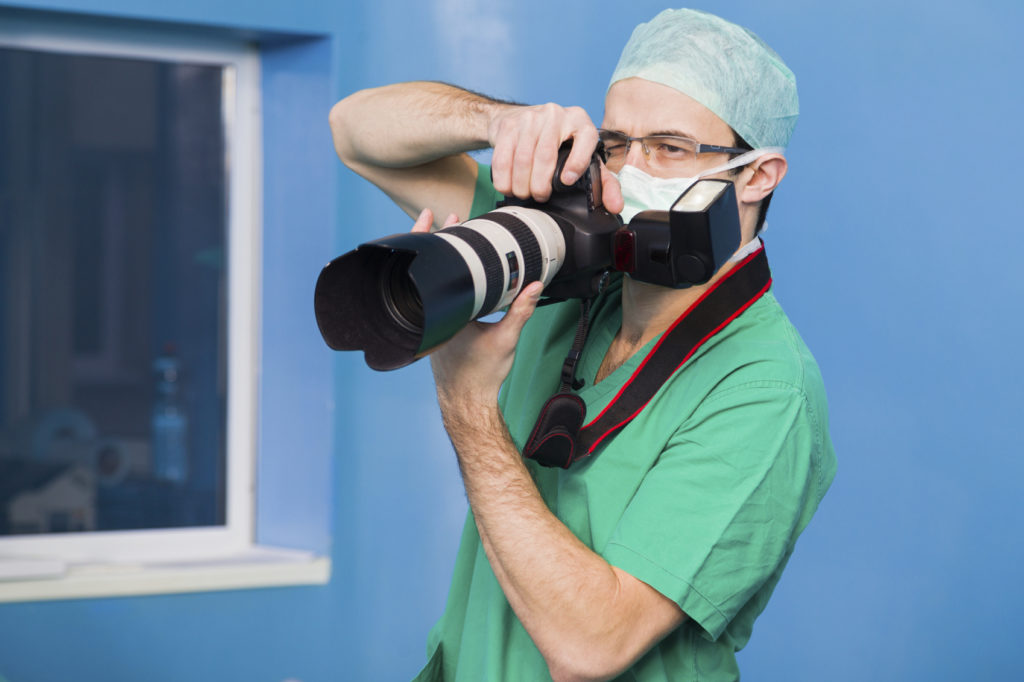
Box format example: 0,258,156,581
314,232,476,370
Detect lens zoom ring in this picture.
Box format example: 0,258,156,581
444,225,504,315
483,211,543,285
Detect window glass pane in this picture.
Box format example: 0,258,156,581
0,46,228,534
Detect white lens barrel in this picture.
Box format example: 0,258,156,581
433,232,490,318
497,206,566,293
436,207,566,318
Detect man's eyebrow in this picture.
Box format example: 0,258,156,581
601,127,698,139
648,129,697,139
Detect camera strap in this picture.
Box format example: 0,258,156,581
523,243,771,469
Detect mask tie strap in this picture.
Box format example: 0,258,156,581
702,146,785,177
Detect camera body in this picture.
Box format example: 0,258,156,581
497,149,621,301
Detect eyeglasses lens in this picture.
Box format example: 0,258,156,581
599,132,698,173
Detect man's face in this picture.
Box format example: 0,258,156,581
602,76,770,246
601,77,740,180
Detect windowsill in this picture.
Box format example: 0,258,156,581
0,546,331,603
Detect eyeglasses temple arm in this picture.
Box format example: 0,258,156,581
697,143,752,155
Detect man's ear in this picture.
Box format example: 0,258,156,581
740,155,787,203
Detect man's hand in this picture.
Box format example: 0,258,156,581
331,83,624,227
487,103,624,214
431,279,542,409
411,208,543,411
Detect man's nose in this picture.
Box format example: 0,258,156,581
624,138,650,170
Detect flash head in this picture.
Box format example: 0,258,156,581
614,179,742,288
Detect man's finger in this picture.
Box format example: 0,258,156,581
560,123,599,186
412,207,433,233
501,281,543,338
531,121,561,201
510,129,536,199
599,165,625,215
490,132,514,195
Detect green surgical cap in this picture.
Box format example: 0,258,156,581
609,9,798,149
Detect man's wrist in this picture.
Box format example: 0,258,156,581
473,97,520,149
440,399,506,451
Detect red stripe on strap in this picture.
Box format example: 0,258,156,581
582,243,766,431
585,276,771,453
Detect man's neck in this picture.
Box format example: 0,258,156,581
595,260,740,384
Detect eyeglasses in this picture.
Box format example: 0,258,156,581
597,129,749,173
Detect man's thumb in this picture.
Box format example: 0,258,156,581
505,281,543,331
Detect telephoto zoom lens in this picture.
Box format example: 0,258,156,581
314,206,567,371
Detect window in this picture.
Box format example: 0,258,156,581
0,15,327,598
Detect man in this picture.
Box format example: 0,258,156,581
330,9,836,681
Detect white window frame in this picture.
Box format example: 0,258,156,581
0,15,327,600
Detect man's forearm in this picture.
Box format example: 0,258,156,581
442,402,684,682
328,81,620,217
329,81,512,169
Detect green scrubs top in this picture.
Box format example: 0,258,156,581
414,164,836,681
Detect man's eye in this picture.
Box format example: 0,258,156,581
603,144,627,155
655,143,688,157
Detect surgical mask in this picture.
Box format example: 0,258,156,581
614,147,783,224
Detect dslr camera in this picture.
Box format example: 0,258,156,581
314,144,741,370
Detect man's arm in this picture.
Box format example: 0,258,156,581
416,213,683,682
449,410,687,682
328,81,621,228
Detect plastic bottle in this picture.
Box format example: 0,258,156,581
151,344,188,483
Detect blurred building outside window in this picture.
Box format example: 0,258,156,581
0,19,266,587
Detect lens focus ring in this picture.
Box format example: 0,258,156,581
482,211,543,287
443,225,505,315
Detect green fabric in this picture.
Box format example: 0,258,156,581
468,161,504,218
414,163,836,682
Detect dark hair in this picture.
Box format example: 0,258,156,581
729,131,772,234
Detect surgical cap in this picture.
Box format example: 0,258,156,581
609,9,798,149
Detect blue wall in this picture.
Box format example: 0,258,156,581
2,0,1023,680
